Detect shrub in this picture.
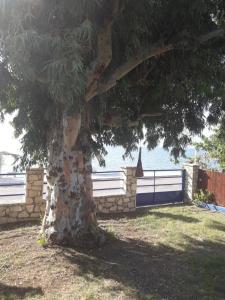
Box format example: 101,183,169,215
193,189,215,206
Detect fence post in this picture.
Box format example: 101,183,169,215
25,168,45,217
122,167,137,211
183,164,199,203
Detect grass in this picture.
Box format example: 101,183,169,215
1,204,225,299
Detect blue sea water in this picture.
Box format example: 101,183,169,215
92,146,195,171
0,146,195,173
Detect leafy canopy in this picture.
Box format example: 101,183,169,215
194,119,225,169
0,0,225,167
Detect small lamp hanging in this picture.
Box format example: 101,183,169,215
135,146,144,177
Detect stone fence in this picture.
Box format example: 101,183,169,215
0,168,45,225
0,167,137,225
0,165,200,225
95,167,136,213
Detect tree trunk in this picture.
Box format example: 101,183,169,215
41,112,104,247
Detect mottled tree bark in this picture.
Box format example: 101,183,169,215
41,112,104,247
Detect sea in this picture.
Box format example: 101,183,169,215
0,146,196,173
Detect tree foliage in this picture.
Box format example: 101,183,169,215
194,119,225,169
0,0,225,168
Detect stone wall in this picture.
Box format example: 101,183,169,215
95,167,137,213
0,167,138,225
183,164,199,202
0,164,201,225
0,168,45,225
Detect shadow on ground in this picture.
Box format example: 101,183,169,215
208,220,225,232
99,204,199,224
58,232,225,299
145,210,199,223
0,220,40,232
0,283,43,299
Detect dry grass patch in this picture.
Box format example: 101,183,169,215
0,205,225,299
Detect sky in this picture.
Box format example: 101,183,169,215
0,114,21,154
0,113,213,155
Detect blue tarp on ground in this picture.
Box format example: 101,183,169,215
199,202,225,214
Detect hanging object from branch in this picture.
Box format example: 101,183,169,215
135,147,144,177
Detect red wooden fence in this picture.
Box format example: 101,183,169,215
198,169,225,207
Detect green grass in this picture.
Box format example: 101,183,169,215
1,205,225,299
129,205,225,249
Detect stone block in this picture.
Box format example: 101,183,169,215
98,205,103,211
31,186,43,191
131,184,137,191
118,199,123,205
0,217,17,224
33,181,44,186
99,198,106,204
26,205,34,213
30,212,41,218
11,205,23,212
0,209,6,217
28,190,40,197
128,202,135,208
33,205,41,213
18,211,29,218
109,206,117,211
35,197,44,203
28,175,39,181
26,197,34,204
123,198,130,203
123,208,130,212
9,212,19,218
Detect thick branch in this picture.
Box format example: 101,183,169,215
85,28,225,102
102,112,162,128
84,0,120,102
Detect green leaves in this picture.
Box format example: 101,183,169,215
195,121,225,169
0,0,225,167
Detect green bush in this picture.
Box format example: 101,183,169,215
193,189,215,206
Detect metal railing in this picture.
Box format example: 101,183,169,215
137,169,184,192
0,170,125,199
92,170,124,192
0,172,26,198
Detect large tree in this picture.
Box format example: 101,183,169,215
0,0,225,246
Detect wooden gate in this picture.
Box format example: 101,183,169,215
198,169,225,207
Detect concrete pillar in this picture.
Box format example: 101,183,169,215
183,164,199,202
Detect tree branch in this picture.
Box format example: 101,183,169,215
85,28,225,102
84,0,120,102
102,112,162,128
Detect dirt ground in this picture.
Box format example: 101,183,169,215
1,205,225,300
